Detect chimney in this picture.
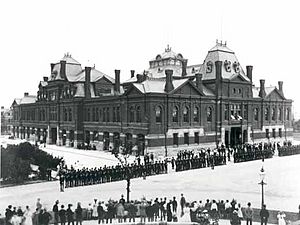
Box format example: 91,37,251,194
215,61,222,96
195,73,203,93
246,65,253,82
164,69,174,92
130,70,135,78
59,60,66,79
84,66,91,99
114,69,120,93
24,92,29,97
278,81,283,94
259,79,266,98
136,74,145,83
50,63,55,73
181,60,187,76
43,77,48,82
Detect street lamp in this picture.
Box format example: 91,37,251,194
258,166,267,208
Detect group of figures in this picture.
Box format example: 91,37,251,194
278,144,300,156
59,160,168,191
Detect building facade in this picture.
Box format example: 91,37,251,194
1,106,13,135
11,42,293,156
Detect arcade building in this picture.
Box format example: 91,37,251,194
11,41,293,156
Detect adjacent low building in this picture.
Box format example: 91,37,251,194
10,41,293,156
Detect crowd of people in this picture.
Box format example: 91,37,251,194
278,144,300,157
4,194,259,225
59,159,168,191
173,148,227,172
232,143,274,163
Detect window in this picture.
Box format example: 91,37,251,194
233,88,236,94
183,106,189,123
155,106,162,123
130,106,135,122
87,108,90,121
116,107,120,122
279,128,282,138
92,108,96,121
193,107,199,122
266,129,269,138
265,108,269,121
95,108,99,121
271,108,276,121
194,132,199,144
172,106,179,122
278,108,282,121
184,132,189,145
64,108,68,121
136,106,141,122
243,105,248,120
106,107,110,122
238,89,242,94
272,128,276,138
103,108,106,122
68,108,72,121
207,107,212,122
173,133,178,146
254,108,259,121
224,105,229,120
286,108,290,120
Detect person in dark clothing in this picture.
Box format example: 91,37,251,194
172,197,177,213
59,205,67,225
106,203,115,224
5,205,13,225
75,203,83,225
230,210,241,225
97,202,104,224
53,200,59,225
39,209,52,225
66,204,75,225
166,200,172,222
260,204,269,225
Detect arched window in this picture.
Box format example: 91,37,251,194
172,106,179,122
129,106,135,123
272,107,276,121
155,106,162,123
278,108,282,121
64,108,68,121
265,108,269,121
183,106,189,123
286,108,290,120
254,108,259,121
68,108,72,121
207,107,212,122
193,107,199,122
136,106,141,122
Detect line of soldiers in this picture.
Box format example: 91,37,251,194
232,143,274,163
59,161,168,191
174,148,227,172
278,144,300,156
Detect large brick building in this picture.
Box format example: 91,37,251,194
11,41,293,156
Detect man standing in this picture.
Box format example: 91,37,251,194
245,202,254,225
59,205,67,225
180,194,186,216
260,204,269,225
53,200,59,225
172,197,177,214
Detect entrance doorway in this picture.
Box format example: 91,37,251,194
230,127,242,147
51,128,57,144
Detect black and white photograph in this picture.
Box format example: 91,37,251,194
1,1,300,225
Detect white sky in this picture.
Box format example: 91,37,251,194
0,0,299,118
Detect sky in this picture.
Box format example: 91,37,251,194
0,0,299,118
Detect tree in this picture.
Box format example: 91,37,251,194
113,144,133,203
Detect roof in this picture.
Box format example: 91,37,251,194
152,45,184,61
60,53,81,65
133,78,188,94
74,68,115,83
199,42,249,82
19,95,37,104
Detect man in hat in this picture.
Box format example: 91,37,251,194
260,204,269,225
52,200,59,225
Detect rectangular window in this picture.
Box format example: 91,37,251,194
194,132,199,144
266,129,269,138
272,128,276,138
279,128,282,138
184,132,189,145
244,105,248,120
224,105,229,120
173,133,178,146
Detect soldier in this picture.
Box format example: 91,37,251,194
59,171,65,192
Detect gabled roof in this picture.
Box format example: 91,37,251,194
60,53,81,65
74,68,115,83
19,95,37,104
12,98,21,106
252,86,286,100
